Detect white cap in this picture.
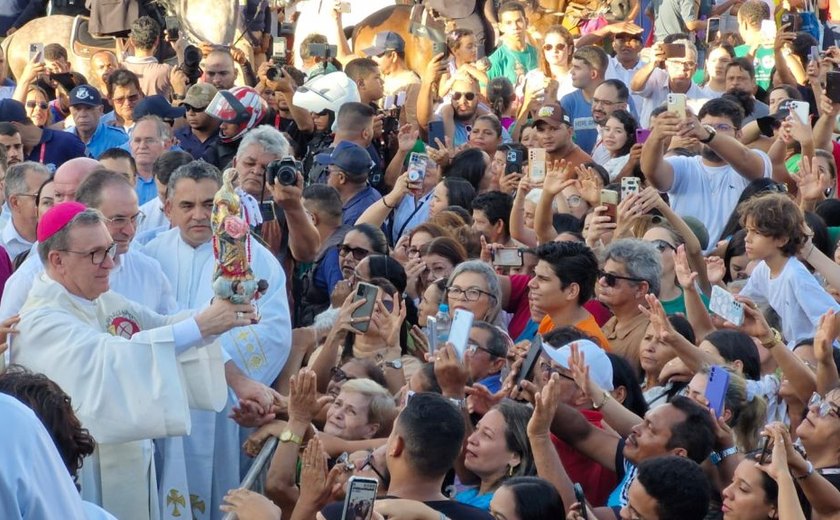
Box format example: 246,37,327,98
541,339,614,391
292,71,360,114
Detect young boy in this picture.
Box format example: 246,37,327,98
487,1,539,85
738,193,840,347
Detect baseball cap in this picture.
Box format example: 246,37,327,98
540,339,614,391
68,85,103,107
132,95,186,120
0,99,29,123
37,202,87,242
533,103,572,128
681,216,709,251
183,83,218,109
362,31,406,57
316,141,373,175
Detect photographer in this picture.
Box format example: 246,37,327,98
256,60,314,157
298,34,340,81
122,17,187,102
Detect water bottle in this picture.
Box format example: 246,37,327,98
435,304,451,348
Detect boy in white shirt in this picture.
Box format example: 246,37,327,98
738,193,840,348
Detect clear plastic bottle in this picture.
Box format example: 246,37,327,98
435,304,451,346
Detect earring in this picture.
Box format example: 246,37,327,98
507,464,517,477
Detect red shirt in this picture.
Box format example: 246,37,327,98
505,274,533,340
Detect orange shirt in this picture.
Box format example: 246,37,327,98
538,313,611,350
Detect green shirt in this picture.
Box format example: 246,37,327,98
661,288,711,316
735,44,775,90
487,42,539,85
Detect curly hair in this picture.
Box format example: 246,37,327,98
0,365,95,480
738,193,808,257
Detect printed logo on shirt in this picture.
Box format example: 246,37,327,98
107,312,141,339
574,117,597,132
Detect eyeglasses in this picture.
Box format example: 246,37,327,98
592,98,621,107
543,43,567,52
106,210,143,228
330,366,356,383
651,239,676,253
338,449,389,484
184,105,206,113
598,270,646,287
14,192,39,200
666,60,697,69
112,94,140,105
808,392,840,418
539,361,575,381
58,242,117,266
407,247,423,258
446,285,496,302
467,342,499,357
566,194,583,207
337,244,370,260
26,101,48,110
451,92,476,101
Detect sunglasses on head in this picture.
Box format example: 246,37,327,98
543,43,567,52
598,270,646,287
26,101,48,110
452,91,476,101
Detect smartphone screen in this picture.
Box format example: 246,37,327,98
448,309,474,360
705,365,730,418
492,248,523,267
341,477,378,520
351,282,379,333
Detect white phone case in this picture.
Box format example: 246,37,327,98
448,309,474,360
709,286,744,326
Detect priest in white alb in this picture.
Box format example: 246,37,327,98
11,202,260,520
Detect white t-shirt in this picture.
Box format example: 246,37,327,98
665,151,772,252
740,258,840,348
633,68,719,128
606,55,645,111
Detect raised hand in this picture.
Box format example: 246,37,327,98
639,294,675,344
705,256,727,285
289,368,319,424
814,308,840,363
298,437,344,511
674,245,699,290
568,342,595,401
527,373,561,438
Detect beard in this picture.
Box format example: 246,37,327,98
701,145,722,163
453,104,476,121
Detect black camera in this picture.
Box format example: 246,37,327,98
266,64,284,82
266,157,302,186
177,45,203,85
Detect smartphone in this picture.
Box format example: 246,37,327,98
600,189,619,223
788,100,810,124
705,365,730,418
505,148,525,175
635,128,651,144
29,43,44,63
50,72,76,91
667,93,686,119
448,309,474,361
810,45,821,64
432,40,449,60
427,120,445,148
709,285,744,326
492,247,523,267
426,316,438,354
351,282,380,333
621,177,641,199
396,91,407,106
781,12,800,31
574,483,589,520
757,435,771,464
407,152,428,183
339,1,351,13
663,43,686,58
515,335,543,387
164,15,180,40
706,17,720,43
382,95,396,110
529,148,546,182
341,476,378,520
828,71,840,103
760,20,777,41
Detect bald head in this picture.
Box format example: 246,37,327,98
202,50,238,90
54,157,100,203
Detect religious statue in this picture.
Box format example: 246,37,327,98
211,169,269,305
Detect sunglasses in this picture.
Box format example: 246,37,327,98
329,366,356,383
651,239,676,253
598,270,646,287
184,104,206,113
337,244,370,260
451,91,476,101
543,43,567,52
26,101,48,110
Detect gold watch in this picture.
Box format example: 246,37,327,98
760,328,782,349
279,429,303,444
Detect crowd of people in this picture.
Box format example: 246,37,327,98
3,0,840,519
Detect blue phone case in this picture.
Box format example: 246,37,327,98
705,365,730,418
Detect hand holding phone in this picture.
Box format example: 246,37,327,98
667,93,687,119
709,286,744,326
492,247,524,267
574,483,590,520
515,336,543,388
448,309,474,360
600,189,619,223
351,282,379,333
341,476,377,520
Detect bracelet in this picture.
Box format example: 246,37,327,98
793,461,814,480
382,197,396,209
592,390,610,410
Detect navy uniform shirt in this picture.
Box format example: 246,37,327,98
26,128,86,173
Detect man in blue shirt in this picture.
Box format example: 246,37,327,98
174,83,220,160
466,321,509,393
64,85,128,159
316,141,381,226
0,99,85,174
560,46,610,155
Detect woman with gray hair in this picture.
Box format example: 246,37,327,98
445,260,503,324
598,238,662,376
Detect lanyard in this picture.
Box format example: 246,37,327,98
39,141,46,164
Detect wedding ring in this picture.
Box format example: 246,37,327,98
237,311,244,319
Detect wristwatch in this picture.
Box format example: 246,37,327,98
760,328,782,349
710,446,739,465
384,359,403,370
278,429,303,445
699,125,717,144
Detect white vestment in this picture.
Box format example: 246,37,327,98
12,275,227,520
138,197,170,235
143,228,291,519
